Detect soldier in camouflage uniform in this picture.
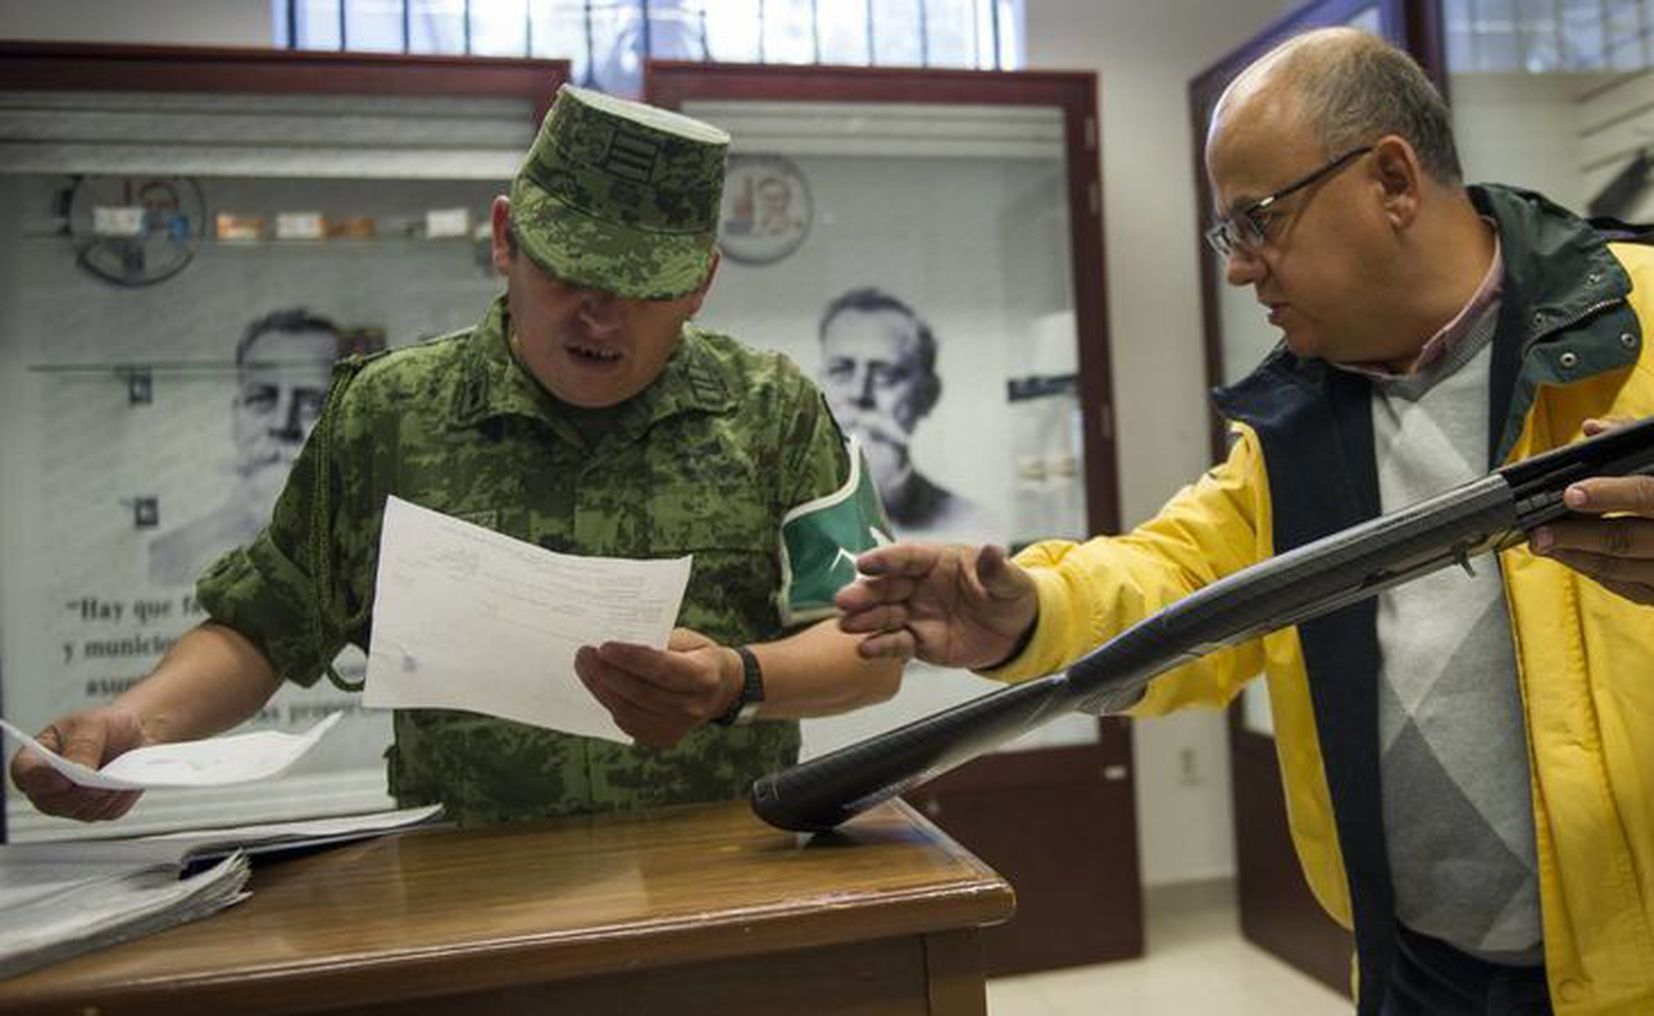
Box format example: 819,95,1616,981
12,85,901,826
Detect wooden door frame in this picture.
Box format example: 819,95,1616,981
0,41,568,124
1188,0,1449,991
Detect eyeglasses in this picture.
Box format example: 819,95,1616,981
1204,146,1374,257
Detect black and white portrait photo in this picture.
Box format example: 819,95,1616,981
146,308,340,586
818,287,985,537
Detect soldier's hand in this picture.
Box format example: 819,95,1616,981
1530,419,1654,605
836,542,1038,670
8,707,149,821
574,627,742,749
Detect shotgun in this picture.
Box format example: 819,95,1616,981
752,415,1654,832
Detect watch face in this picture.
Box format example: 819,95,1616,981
67,175,205,287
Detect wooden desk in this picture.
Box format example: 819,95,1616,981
0,800,1013,1015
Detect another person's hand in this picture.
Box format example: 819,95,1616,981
1530,417,1654,605
574,627,741,749
835,543,1038,670
8,707,149,821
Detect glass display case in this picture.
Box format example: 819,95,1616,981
649,60,1140,973
650,60,1119,749
0,43,568,842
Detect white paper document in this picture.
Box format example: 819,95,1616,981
0,852,250,980
140,803,444,846
0,804,444,913
0,712,341,791
362,496,692,742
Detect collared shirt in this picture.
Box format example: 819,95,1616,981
1335,223,1504,380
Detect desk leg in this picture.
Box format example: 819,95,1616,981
923,930,988,1016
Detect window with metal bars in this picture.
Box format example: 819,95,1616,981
1445,0,1654,72
273,0,1025,96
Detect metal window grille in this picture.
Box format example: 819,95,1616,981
1444,0,1654,73
275,0,1025,96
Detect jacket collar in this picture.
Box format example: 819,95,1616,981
1471,182,1628,343
450,295,737,441
1474,183,1642,463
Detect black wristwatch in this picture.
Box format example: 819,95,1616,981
712,646,765,727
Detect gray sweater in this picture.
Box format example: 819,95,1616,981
1371,299,1543,965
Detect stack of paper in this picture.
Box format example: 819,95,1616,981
0,709,447,980
0,806,443,980
146,804,445,874
0,851,250,980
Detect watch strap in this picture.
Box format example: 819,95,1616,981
712,645,765,727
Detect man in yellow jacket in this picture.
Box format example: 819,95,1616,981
838,27,1654,1016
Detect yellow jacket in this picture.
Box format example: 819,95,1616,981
992,186,1654,1014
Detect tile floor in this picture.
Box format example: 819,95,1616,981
985,879,1352,1015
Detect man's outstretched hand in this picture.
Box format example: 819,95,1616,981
8,708,149,821
835,542,1039,670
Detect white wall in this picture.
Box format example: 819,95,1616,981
1023,0,1293,887
0,0,271,46
1453,71,1611,212
1576,69,1654,219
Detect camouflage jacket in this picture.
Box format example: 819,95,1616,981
198,295,866,825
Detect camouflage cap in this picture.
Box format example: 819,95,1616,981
510,84,729,300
